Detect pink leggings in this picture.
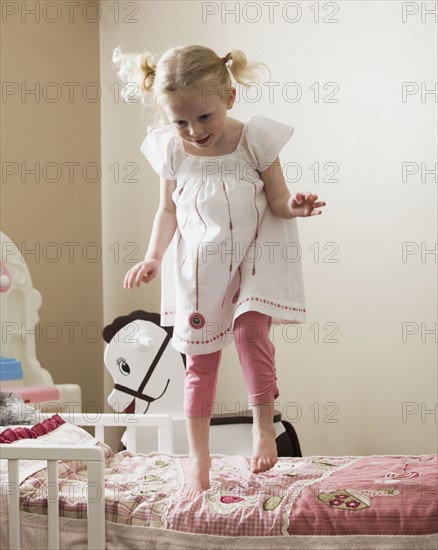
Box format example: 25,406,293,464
183,311,279,417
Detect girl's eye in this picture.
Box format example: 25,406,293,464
200,115,210,120
175,121,186,127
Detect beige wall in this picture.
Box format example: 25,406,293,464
1,1,103,413
100,1,437,456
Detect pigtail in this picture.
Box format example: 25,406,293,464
112,45,157,104
140,55,156,93
225,50,271,86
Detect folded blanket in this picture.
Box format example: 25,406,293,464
0,414,65,443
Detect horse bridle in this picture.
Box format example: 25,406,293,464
113,331,172,409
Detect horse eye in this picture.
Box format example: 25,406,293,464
116,357,130,375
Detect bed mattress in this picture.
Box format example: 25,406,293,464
0,417,436,549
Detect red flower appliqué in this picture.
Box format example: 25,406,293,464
189,311,205,329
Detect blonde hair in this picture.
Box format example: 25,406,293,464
112,44,271,131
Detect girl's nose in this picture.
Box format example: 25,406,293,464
189,125,201,137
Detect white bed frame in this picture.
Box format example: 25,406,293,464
0,412,173,550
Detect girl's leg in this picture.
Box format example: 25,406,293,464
233,311,278,474
183,350,221,497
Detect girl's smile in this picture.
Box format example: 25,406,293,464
193,134,211,145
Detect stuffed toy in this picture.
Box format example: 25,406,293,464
0,391,36,425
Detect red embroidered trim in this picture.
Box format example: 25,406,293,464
174,296,305,345
175,331,229,346
194,182,207,311
232,288,241,304
221,179,234,308
235,296,306,312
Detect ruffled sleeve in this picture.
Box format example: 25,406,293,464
246,114,294,172
140,126,176,180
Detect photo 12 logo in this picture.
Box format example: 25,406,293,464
1,1,140,24
201,2,341,24
401,2,438,23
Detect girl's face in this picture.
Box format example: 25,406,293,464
160,84,236,151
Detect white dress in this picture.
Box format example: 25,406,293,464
140,113,306,355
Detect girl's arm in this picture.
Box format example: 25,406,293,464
260,157,325,218
144,177,177,262
123,177,177,289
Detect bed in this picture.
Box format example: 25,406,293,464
0,412,437,550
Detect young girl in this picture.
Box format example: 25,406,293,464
114,45,325,498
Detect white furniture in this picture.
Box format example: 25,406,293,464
0,231,81,411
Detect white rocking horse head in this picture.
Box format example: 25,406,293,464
103,311,186,415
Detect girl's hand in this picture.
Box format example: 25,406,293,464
288,192,326,217
123,259,161,289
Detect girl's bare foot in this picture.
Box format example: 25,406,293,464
251,424,278,474
183,455,212,499
184,415,213,498
249,401,278,473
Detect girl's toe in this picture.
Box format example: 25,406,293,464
250,457,260,473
